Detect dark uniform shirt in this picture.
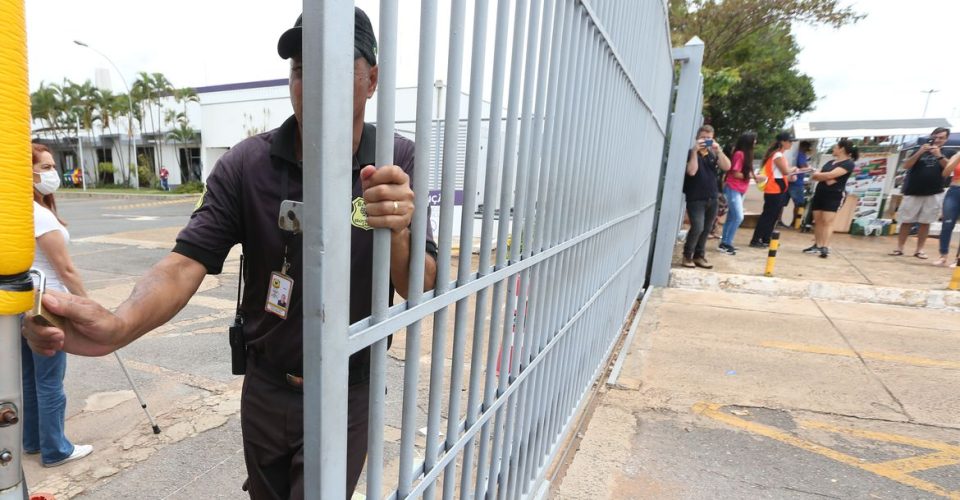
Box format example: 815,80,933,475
173,115,436,384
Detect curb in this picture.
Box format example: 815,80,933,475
669,268,960,312
57,191,201,202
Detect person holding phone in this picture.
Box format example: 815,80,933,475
804,139,858,258
892,127,953,259
682,125,731,268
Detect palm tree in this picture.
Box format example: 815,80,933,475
166,116,198,181
31,82,65,142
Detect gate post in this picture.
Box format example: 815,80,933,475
649,37,704,287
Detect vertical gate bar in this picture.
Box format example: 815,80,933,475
423,0,468,497
471,0,514,495
537,2,583,465
543,9,588,453
495,0,543,495
450,0,492,496
366,0,399,496
511,0,558,491
528,0,574,470
302,1,353,498
396,0,438,495
441,0,490,496
558,30,600,438
484,0,530,494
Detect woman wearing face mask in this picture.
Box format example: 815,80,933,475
22,143,93,467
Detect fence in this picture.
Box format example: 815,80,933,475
300,1,700,498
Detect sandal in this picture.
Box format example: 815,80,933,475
889,250,904,256
914,251,928,260
933,256,947,266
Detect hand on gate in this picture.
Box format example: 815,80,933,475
22,290,124,357
360,165,415,233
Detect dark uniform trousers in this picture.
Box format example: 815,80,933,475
241,355,370,499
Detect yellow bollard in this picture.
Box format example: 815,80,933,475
794,205,805,230
0,1,36,498
764,231,780,277
0,0,34,314
950,257,960,291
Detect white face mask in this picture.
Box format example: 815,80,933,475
35,170,61,195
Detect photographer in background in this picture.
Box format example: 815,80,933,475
891,127,953,259
682,125,731,268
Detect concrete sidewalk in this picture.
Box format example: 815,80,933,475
554,285,960,499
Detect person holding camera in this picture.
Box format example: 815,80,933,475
892,127,953,259
682,125,731,268
23,9,438,499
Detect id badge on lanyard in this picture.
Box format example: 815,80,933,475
265,163,300,320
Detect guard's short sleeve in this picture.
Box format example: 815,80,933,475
172,155,243,274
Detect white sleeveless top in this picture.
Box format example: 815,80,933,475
33,201,70,292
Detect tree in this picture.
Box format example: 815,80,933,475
670,0,864,147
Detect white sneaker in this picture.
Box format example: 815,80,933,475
43,444,93,467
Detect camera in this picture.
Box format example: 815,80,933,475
229,313,246,375
704,139,714,148
927,138,936,145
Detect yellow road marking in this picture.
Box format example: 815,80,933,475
108,198,199,210
877,452,960,474
759,340,960,371
799,419,960,454
693,402,960,499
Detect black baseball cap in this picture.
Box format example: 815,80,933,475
776,131,797,142
277,7,378,67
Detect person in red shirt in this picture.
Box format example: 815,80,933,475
159,166,170,191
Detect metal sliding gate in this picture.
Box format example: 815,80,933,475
302,0,680,498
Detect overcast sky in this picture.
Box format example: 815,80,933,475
26,0,960,125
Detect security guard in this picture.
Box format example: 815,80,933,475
23,8,437,499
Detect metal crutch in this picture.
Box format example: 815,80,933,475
113,351,161,434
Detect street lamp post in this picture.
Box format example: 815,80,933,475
74,40,140,189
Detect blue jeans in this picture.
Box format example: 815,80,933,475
941,186,960,256
21,335,75,464
721,186,745,247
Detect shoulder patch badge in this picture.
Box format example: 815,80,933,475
194,184,207,211
351,197,372,230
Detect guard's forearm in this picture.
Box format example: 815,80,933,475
390,228,437,299
114,254,205,346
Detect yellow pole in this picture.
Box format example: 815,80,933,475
764,231,780,277
949,257,960,291
0,0,34,498
793,205,805,230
